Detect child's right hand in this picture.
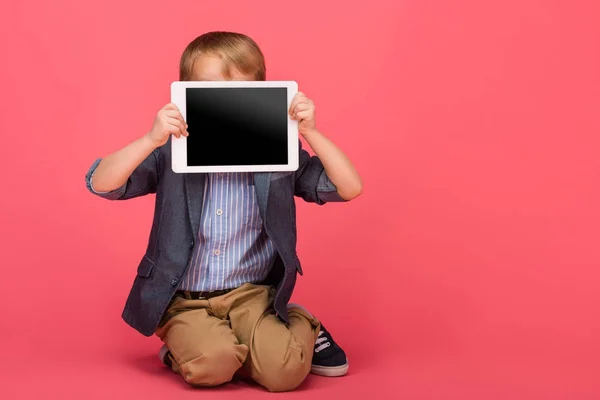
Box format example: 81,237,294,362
145,103,189,148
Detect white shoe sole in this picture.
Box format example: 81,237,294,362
158,344,170,365
310,362,349,377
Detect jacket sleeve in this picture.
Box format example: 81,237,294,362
294,140,347,205
85,148,160,200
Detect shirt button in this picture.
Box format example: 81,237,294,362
216,209,223,216
171,278,179,286
214,249,220,256
188,241,194,249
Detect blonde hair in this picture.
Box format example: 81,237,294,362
179,31,266,81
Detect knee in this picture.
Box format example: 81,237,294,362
258,351,310,392
180,344,247,387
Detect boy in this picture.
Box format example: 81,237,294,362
85,32,362,392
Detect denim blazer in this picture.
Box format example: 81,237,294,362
85,139,344,336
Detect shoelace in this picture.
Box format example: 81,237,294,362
314,330,331,353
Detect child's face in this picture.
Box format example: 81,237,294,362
191,54,254,81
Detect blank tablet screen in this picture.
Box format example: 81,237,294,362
186,87,288,166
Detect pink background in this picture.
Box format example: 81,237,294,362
1,0,599,398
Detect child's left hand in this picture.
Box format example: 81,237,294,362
289,92,317,136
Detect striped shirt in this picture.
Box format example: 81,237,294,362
179,172,277,292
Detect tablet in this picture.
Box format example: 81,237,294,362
170,80,299,173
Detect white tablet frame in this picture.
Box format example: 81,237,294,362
170,80,299,173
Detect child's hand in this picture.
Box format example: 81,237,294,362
146,103,188,148
289,92,317,136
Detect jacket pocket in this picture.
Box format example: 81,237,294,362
137,255,155,278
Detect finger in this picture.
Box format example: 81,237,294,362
165,109,182,118
167,116,185,130
170,128,181,139
169,125,181,138
169,120,186,137
163,103,179,111
295,110,313,121
165,110,188,132
167,119,185,137
289,92,307,115
291,103,312,120
165,112,187,132
292,103,311,114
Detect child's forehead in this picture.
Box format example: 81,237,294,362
191,53,253,81
191,54,225,80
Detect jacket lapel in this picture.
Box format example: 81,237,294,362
183,173,206,235
253,172,271,220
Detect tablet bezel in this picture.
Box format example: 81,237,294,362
170,80,299,173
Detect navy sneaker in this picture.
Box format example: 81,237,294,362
287,303,349,377
310,325,349,377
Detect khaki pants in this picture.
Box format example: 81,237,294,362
155,283,320,392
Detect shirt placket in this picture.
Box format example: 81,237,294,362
209,173,226,291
